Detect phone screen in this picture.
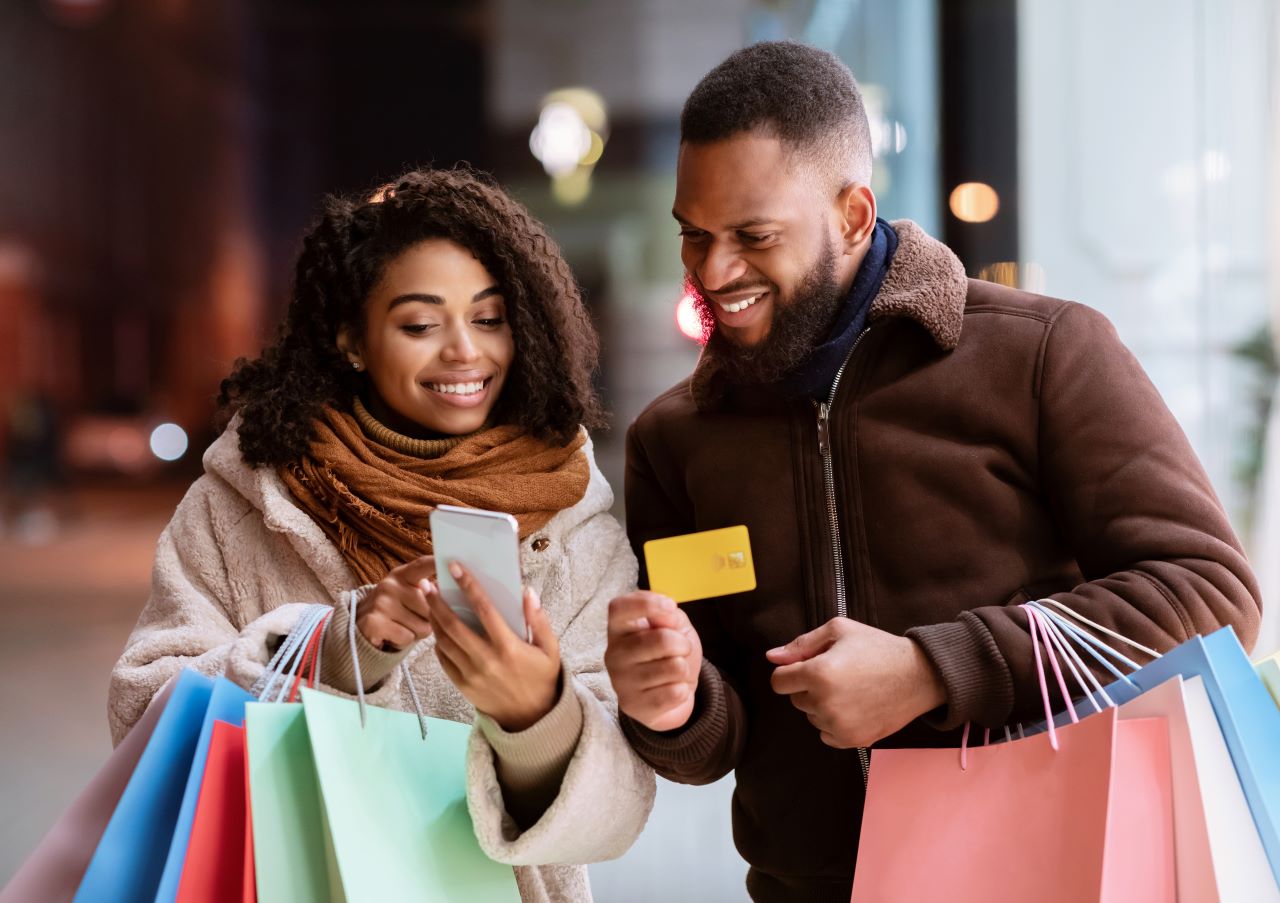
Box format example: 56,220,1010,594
428,505,526,638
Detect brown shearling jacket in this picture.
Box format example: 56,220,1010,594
620,220,1261,902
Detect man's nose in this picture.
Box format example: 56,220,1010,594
695,241,748,294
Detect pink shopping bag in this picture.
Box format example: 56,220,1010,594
850,607,1175,903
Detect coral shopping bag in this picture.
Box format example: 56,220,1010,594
0,680,177,903
175,721,253,903
850,607,1175,903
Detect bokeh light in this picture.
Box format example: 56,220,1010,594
949,182,1000,223
149,423,189,462
676,292,704,343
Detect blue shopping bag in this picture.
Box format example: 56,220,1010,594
154,677,255,903
1029,616,1280,887
74,670,215,903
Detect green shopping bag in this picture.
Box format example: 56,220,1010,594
243,604,343,903
300,687,520,902
244,703,344,903
1258,652,1280,709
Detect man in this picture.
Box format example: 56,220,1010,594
604,41,1261,901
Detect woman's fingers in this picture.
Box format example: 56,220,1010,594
445,561,517,648
360,614,416,651
434,641,466,687
423,579,488,660
524,587,558,655
392,554,437,587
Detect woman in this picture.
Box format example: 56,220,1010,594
108,168,654,901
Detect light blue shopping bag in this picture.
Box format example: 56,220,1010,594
74,670,214,903
153,677,255,903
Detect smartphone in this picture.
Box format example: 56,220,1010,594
643,525,756,604
428,504,526,638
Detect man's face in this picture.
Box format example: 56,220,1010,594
674,133,846,353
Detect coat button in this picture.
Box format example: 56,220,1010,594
532,537,551,552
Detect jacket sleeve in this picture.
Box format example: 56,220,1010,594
908,301,1263,729
107,478,403,745
616,417,749,785
465,512,657,865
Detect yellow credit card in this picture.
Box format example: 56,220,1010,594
643,525,756,604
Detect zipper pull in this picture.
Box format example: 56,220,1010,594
816,401,831,456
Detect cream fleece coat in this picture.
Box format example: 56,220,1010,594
108,425,655,902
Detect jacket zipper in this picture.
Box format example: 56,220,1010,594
815,326,872,787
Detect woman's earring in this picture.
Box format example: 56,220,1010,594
351,360,363,371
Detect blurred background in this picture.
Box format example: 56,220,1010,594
1,0,1277,898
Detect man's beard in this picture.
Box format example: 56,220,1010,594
692,240,843,387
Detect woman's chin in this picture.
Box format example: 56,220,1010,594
413,402,493,437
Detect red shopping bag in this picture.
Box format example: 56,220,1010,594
175,721,252,903
850,607,1176,903
242,726,256,903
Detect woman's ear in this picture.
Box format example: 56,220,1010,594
336,327,364,372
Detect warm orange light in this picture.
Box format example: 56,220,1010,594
949,182,1000,223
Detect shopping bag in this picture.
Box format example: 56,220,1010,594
851,607,1175,902
1176,675,1280,902
1257,652,1280,709
244,702,342,903
156,677,255,903
300,687,521,903
852,707,1173,901
1115,677,1216,901
175,721,252,903
1022,602,1279,901
241,734,256,903
72,670,216,903
243,604,341,903
1027,604,1280,887
0,680,177,903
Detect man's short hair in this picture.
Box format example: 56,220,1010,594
680,41,873,191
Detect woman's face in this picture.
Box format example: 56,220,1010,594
347,239,515,437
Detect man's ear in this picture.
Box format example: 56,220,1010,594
336,327,364,372
835,182,877,253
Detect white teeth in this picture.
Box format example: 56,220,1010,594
428,381,485,395
718,294,761,314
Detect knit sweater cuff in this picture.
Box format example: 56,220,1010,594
320,587,413,695
906,614,1014,730
475,670,584,808
621,658,729,766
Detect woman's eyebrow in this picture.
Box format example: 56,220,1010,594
387,286,502,309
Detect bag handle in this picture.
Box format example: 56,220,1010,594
347,591,431,740
1032,606,1115,714
256,604,330,703
1033,598,1160,659
960,605,1077,768
1025,600,1149,687
286,611,331,704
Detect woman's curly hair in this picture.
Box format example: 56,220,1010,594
217,167,605,468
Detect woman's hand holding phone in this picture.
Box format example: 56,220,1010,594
356,554,437,650
426,561,561,732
